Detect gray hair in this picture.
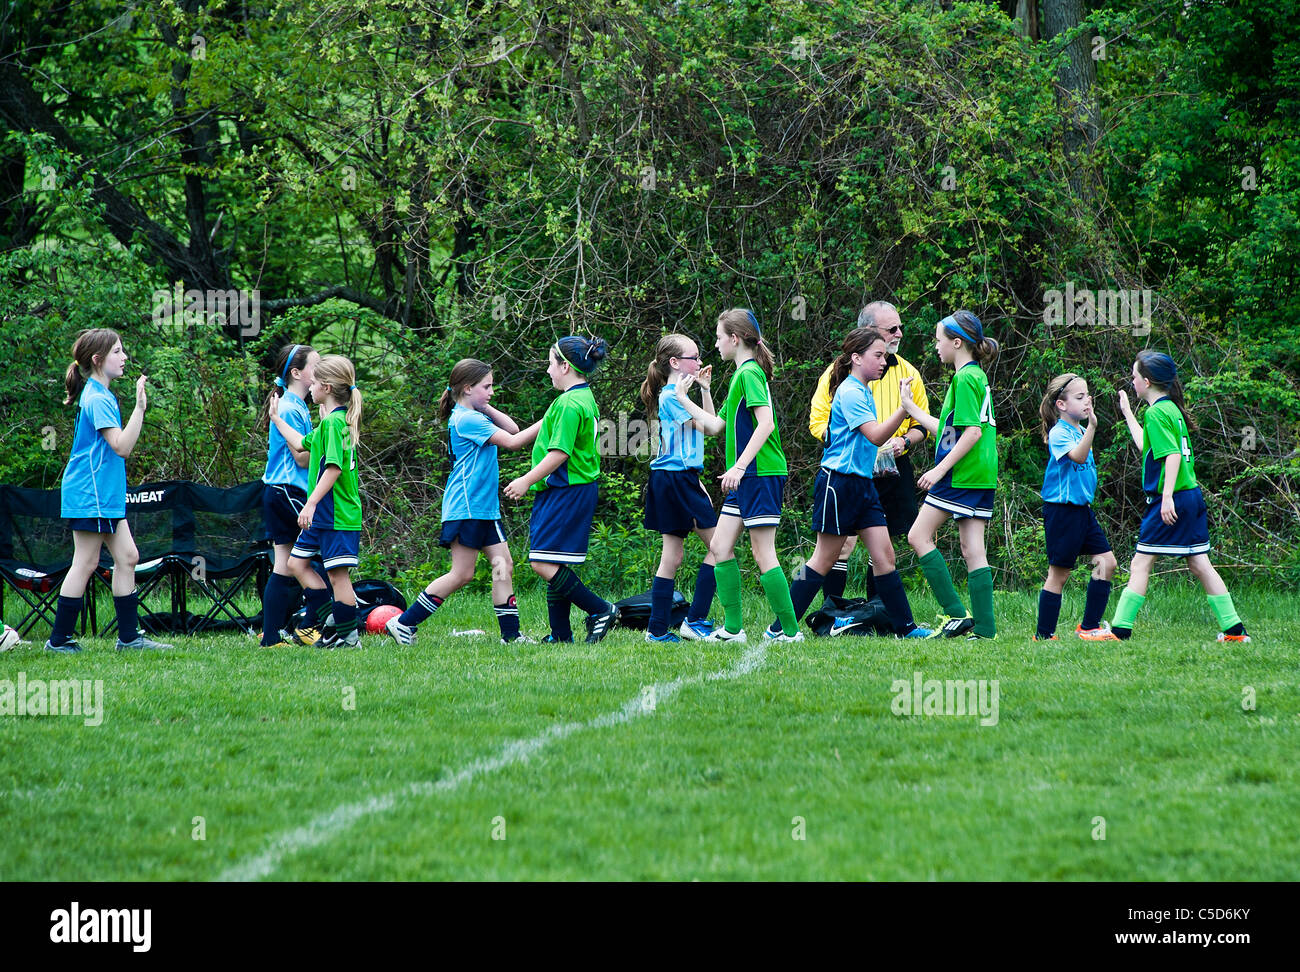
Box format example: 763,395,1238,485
856,300,898,329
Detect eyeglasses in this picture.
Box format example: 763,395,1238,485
674,354,702,361
882,325,903,334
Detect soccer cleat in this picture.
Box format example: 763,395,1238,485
116,635,172,651
965,632,996,641
926,614,976,639
584,603,620,644
705,627,747,643
898,626,933,639
1032,634,1060,642
502,634,539,645
763,622,784,640
767,629,805,643
44,638,83,654
830,617,866,637
645,630,681,643
1077,622,1120,642
317,627,360,650
679,618,716,641
287,626,323,646
261,638,293,649
542,634,574,644
1216,631,1252,643
385,614,416,646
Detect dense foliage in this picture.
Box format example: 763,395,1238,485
2,0,1297,592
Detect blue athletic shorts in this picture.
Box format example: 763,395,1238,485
811,468,888,536
291,525,361,570
529,482,598,564
923,477,995,520
263,483,307,546
644,469,718,537
720,475,785,528
1136,487,1210,557
440,518,508,550
1043,502,1112,567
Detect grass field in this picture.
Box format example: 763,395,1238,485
2,580,1296,881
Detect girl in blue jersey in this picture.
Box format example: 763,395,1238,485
386,359,542,645
1034,373,1118,641
638,334,725,643
764,329,931,638
259,343,320,647
45,329,170,652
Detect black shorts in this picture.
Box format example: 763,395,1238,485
1043,502,1112,567
810,468,888,536
440,519,508,550
644,468,718,537
263,483,307,545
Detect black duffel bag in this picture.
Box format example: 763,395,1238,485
804,594,895,637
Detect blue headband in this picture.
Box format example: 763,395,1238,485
277,344,302,389
745,309,762,338
939,315,978,345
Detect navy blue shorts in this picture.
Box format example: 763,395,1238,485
67,517,123,534
263,483,307,545
1043,502,1112,567
529,482,598,564
644,469,718,537
923,477,995,520
720,476,785,528
1136,487,1210,557
811,468,888,536
440,518,508,550
292,525,361,570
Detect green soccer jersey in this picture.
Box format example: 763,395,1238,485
301,407,362,530
935,362,997,489
531,383,600,491
1142,397,1197,494
724,359,788,477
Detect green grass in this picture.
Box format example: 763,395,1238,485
2,582,1296,880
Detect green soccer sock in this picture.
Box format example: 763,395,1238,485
1207,593,1242,632
968,566,996,638
918,549,966,618
760,567,800,636
1111,588,1145,636
714,557,744,634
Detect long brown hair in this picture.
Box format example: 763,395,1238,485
1039,372,1081,442
64,328,122,404
439,358,493,423
639,333,693,418
828,328,888,399
717,308,774,378
940,310,1000,365
315,354,363,448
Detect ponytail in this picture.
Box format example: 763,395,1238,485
940,310,999,366
640,334,691,418
345,387,363,449
828,327,887,399
314,354,363,448
1136,350,1197,431
439,358,493,423
1039,373,1080,442
64,328,122,405
717,308,773,379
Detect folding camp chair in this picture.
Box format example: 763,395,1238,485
0,485,97,637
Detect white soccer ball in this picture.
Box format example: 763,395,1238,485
0,625,19,652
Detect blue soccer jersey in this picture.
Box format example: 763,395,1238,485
444,404,501,521
820,375,878,478
651,384,705,471
60,378,127,519
1042,419,1097,505
263,391,312,491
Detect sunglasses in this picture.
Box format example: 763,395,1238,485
881,325,903,334
674,354,702,361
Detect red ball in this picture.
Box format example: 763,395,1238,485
365,604,403,634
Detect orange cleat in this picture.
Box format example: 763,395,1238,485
1077,622,1120,641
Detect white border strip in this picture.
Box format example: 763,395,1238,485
218,644,767,882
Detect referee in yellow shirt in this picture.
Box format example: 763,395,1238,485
809,301,930,601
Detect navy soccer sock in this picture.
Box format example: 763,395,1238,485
49,594,84,647
873,569,917,633
553,565,610,616
1081,579,1112,631
113,590,140,644
332,600,358,637
400,591,443,628
1037,589,1063,639
261,572,297,645
822,559,849,600
546,573,574,641
688,563,716,623
648,575,675,636
495,595,521,641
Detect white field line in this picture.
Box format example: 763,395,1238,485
218,643,766,882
